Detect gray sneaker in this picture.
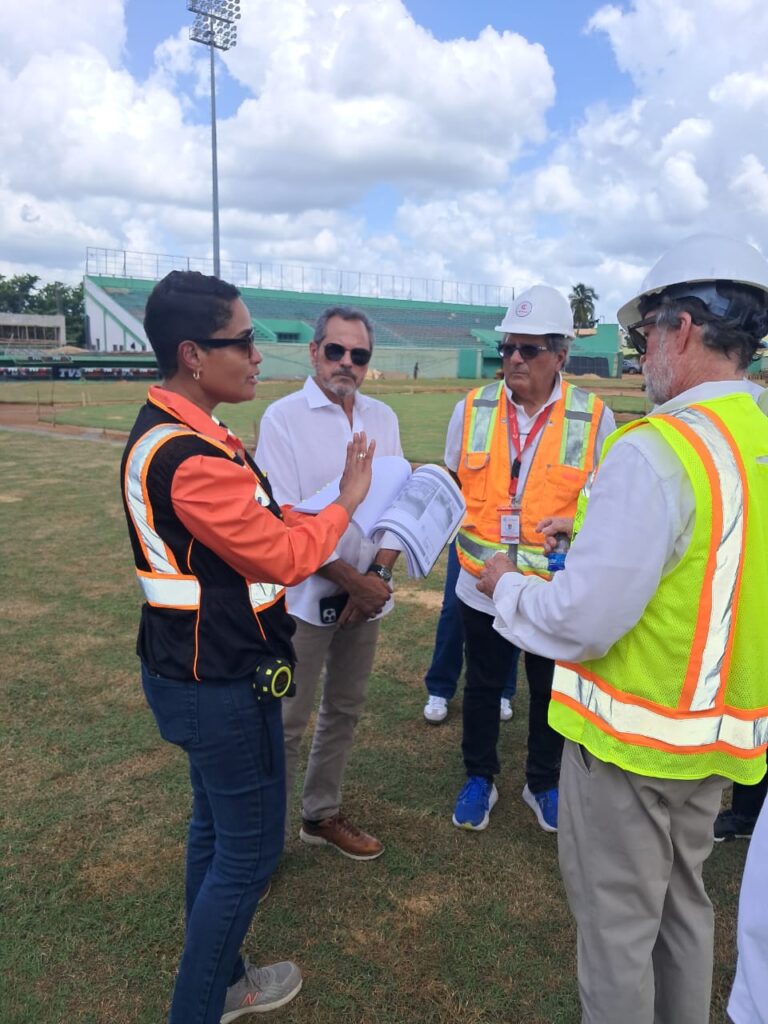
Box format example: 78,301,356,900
221,958,302,1021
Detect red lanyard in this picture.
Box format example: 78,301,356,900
507,403,551,500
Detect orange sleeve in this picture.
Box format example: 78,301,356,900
171,455,349,585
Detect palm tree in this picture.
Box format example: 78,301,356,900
569,283,599,329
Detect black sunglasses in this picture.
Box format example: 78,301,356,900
191,328,257,356
626,316,657,356
321,342,371,366
497,342,551,361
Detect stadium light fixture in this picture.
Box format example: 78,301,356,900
187,0,241,277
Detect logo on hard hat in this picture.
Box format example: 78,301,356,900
515,300,533,317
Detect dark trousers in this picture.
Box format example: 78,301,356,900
732,752,768,818
424,541,518,701
142,665,284,1024
459,600,563,793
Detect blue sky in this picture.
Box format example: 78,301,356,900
3,0,768,319
122,1,633,133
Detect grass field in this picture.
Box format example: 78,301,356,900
0,380,748,1024
0,376,650,464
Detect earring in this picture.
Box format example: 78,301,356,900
193,369,201,381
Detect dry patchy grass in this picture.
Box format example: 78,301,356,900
0,428,750,1024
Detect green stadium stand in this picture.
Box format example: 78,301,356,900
83,276,622,378
91,277,500,349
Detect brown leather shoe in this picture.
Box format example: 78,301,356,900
299,812,384,861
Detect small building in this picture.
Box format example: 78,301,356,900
0,312,66,349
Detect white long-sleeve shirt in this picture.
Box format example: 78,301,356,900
444,374,616,616
491,379,764,659
255,376,403,625
729,800,768,1024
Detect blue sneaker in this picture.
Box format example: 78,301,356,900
452,776,498,831
522,784,558,832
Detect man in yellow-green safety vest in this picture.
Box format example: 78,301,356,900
478,234,768,1024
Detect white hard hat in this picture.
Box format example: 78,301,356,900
495,285,574,338
617,233,768,329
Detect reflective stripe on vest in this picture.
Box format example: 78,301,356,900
136,571,201,609
125,423,284,613
458,380,602,577
552,662,768,754
560,388,599,469
455,529,550,575
455,529,506,571
466,381,503,456
465,381,598,469
248,581,283,612
672,405,744,711
552,402,748,747
126,424,190,576
516,544,550,575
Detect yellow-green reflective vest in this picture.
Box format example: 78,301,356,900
550,393,768,785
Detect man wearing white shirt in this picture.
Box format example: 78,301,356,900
479,235,768,1024
447,285,615,833
255,307,402,861
729,799,768,1024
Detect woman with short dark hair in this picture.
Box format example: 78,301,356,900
121,270,373,1024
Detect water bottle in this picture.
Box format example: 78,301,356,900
547,532,570,574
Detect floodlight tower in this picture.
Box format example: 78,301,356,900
188,0,241,278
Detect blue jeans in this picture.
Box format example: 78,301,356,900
142,665,285,1024
424,541,518,701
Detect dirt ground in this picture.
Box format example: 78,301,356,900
0,403,129,441
0,382,645,438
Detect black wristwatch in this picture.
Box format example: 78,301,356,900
367,562,393,582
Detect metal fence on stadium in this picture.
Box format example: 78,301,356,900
85,248,515,308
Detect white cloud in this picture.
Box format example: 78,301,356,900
658,152,709,219
221,3,555,204
0,0,556,280
731,156,768,216
3,0,768,327
710,66,768,110
0,185,117,269
1,0,125,73
533,165,584,214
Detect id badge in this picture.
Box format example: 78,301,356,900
499,507,520,544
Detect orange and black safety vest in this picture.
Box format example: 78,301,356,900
121,400,294,681
456,380,606,578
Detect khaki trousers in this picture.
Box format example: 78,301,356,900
558,740,724,1024
282,616,380,828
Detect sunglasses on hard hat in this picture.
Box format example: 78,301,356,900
192,328,257,357
626,316,658,356
496,341,551,361
321,342,372,366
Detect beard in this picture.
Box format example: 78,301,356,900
642,332,675,405
322,372,358,399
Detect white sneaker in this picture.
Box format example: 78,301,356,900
500,698,514,722
424,695,448,724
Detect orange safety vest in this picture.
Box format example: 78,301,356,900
456,379,606,578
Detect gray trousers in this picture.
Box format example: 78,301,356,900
558,740,725,1024
282,616,380,826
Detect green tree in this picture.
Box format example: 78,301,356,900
569,282,599,329
31,281,85,343
0,274,85,344
0,274,39,313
